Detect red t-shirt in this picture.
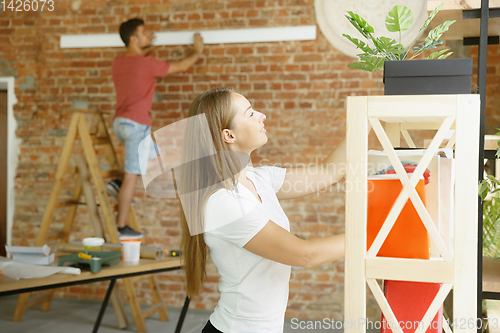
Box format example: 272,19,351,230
112,55,170,126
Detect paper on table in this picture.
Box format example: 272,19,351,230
5,244,51,256
0,257,81,280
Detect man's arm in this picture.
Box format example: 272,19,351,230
167,33,204,75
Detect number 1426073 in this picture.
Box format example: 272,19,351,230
2,0,54,12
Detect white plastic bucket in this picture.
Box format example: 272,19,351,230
82,237,105,252
120,237,142,262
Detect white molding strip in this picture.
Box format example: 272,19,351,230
60,25,317,49
0,77,18,250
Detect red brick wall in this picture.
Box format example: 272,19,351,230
1,0,498,322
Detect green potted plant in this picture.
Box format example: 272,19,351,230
479,133,500,259
342,4,472,95
478,132,500,323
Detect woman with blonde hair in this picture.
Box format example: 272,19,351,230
179,87,345,333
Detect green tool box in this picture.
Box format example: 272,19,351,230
58,251,121,273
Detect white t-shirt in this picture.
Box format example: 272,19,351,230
203,166,291,333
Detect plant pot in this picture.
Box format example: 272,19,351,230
383,58,473,95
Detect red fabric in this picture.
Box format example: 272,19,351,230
384,164,431,185
382,281,443,333
112,55,170,126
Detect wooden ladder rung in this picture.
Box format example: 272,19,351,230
141,303,164,319
68,166,122,177
46,231,65,241
67,167,123,179
72,109,99,115
57,200,85,208
100,170,123,178
91,137,110,145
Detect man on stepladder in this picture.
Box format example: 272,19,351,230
108,18,204,238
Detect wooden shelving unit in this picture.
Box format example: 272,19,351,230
344,94,480,333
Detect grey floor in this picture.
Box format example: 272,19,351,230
0,295,349,333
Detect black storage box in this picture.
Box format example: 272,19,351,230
383,58,473,95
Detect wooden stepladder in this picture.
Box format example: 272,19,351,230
345,95,480,333
13,110,169,332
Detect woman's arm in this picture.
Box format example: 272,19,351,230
243,220,344,269
276,138,346,200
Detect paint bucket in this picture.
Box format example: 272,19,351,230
120,237,142,262
82,237,105,252
367,174,429,259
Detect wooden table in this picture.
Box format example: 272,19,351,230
0,257,190,333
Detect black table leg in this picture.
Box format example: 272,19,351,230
92,278,116,333
174,296,190,333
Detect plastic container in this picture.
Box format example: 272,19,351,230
82,237,105,252
120,237,142,262
367,174,429,259
383,58,472,95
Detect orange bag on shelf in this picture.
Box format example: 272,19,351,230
367,175,429,259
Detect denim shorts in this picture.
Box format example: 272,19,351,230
113,117,158,175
